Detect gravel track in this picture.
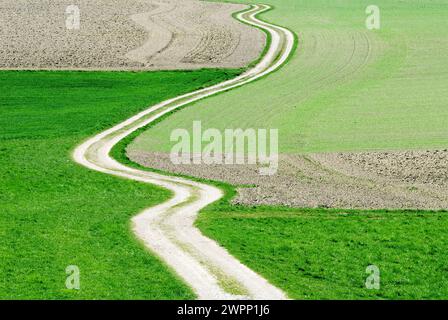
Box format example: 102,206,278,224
73,4,295,299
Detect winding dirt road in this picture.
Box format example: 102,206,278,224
73,4,294,299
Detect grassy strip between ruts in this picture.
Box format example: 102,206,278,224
0,69,241,299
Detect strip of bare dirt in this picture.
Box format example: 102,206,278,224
0,0,264,70
128,149,448,210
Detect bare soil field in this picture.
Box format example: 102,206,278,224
128,149,448,210
0,0,264,70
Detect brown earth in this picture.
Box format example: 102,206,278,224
0,0,264,70
128,149,448,210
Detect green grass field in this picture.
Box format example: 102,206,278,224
3,0,448,300
0,69,241,299
197,207,448,299
129,0,448,153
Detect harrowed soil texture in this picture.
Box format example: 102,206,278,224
128,149,448,210
0,0,264,70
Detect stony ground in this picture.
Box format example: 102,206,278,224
0,0,264,70
128,149,448,210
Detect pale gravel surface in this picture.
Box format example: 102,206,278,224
0,0,264,70
128,150,448,210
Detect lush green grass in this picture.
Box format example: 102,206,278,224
0,69,241,299
197,207,448,299
129,0,448,154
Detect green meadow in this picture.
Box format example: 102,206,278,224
197,207,448,299
0,69,240,299
129,0,448,153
